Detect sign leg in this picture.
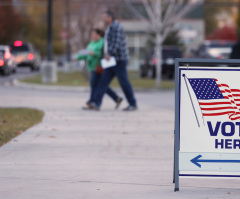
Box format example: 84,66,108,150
174,60,180,192
174,139,179,191
173,130,175,183
174,148,179,192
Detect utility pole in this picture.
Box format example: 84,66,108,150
47,0,52,61
42,0,57,84
66,0,71,62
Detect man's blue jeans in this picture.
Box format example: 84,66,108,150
88,71,118,104
93,61,137,107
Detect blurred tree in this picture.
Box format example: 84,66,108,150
70,0,112,51
146,30,183,50
205,0,222,37
0,0,21,44
207,26,237,41
205,0,236,38
19,0,64,57
163,30,183,46
124,0,201,88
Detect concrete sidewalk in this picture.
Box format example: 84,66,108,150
0,86,239,199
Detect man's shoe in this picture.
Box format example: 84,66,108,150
123,105,137,111
88,102,100,111
82,102,99,111
115,97,123,109
82,106,93,110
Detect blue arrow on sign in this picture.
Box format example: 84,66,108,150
191,155,240,168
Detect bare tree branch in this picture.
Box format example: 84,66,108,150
124,0,147,21
173,0,201,23
124,0,203,88
141,0,160,28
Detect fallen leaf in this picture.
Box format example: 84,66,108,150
49,136,56,138
16,131,22,135
228,192,231,194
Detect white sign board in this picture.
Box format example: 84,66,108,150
178,67,240,177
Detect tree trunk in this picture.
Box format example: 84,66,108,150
155,32,162,88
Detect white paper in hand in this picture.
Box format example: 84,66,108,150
101,57,117,69
78,49,90,56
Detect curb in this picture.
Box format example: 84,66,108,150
5,79,90,92
4,79,170,93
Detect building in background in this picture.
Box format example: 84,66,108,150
121,20,149,70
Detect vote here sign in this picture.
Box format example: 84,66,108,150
178,67,240,177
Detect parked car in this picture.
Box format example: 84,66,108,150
0,51,16,76
140,46,183,79
9,41,41,71
191,40,235,59
0,45,17,75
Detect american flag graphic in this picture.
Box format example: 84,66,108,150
188,78,240,121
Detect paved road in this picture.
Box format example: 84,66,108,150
0,67,39,85
0,84,240,198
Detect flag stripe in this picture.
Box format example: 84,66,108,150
232,89,240,92
199,102,232,105
203,111,236,116
201,106,238,111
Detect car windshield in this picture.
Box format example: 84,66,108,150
9,45,29,53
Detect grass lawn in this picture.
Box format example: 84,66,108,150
0,108,44,147
20,71,175,90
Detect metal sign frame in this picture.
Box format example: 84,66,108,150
174,58,240,192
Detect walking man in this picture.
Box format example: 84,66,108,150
88,11,137,111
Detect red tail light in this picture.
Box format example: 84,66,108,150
28,53,34,60
14,41,22,47
0,60,4,66
4,52,11,59
217,55,223,59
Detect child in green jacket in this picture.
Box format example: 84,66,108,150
77,29,122,109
